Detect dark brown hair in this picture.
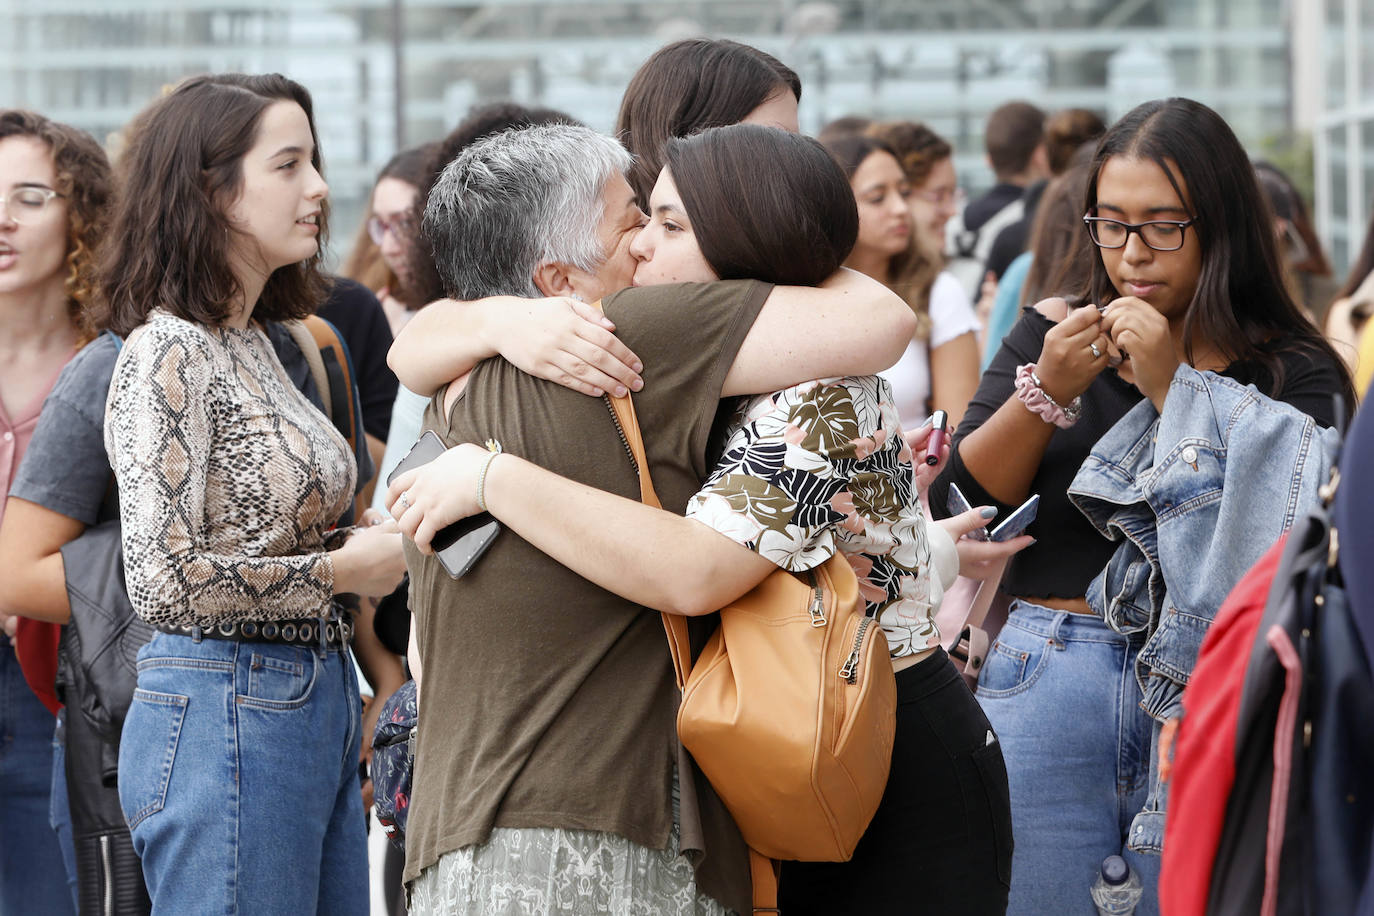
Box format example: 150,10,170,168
1082,98,1354,413
1044,108,1106,176
1337,209,1374,302
828,129,943,337
818,115,873,144
404,103,581,306
984,101,1046,180
340,142,439,300
667,124,855,287
617,39,801,209
0,110,114,335
1021,144,1095,308
96,73,329,336
865,120,952,188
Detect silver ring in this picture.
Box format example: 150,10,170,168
1090,342,1103,360
398,491,411,510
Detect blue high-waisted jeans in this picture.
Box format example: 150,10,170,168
0,645,76,914
119,632,368,915
976,601,1160,916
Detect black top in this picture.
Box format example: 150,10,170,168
984,179,1048,280
318,277,398,442
962,182,1025,234
930,308,1347,600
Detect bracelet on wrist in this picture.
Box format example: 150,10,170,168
476,439,503,512
1014,363,1082,429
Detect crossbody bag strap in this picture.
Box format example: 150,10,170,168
589,300,694,686
608,378,780,916
605,388,694,687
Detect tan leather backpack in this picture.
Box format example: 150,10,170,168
607,390,897,913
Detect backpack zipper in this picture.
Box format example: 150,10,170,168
839,617,875,684
807,571,826,627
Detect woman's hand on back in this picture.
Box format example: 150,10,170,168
484,296,644,398
1032,300,1111,405
1101,296,1180,412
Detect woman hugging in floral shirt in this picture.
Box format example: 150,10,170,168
687,375,940,658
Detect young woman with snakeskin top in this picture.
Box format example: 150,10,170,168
98,74,405,914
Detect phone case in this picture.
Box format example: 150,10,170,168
388,431,501,579
989,494,1039,542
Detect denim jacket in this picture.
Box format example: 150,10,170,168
1066,365,1339,852
1069,364,1339,722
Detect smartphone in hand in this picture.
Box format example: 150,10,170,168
387,431,500,579
946,482,1037,542
988,494,1038,542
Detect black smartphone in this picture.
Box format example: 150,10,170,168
387,431,500,579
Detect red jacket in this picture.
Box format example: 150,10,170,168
1159,536,1287,916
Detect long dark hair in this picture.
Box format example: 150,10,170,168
667,125,855,287
1022,143,1096,308
96,73,329,336
0,110,113,336
617,39,800,209
1083,98,1354,410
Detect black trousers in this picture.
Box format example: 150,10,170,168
779,648,1013,915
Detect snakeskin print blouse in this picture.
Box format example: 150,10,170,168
105,312,356,628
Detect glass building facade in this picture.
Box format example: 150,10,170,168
1,0,1298,265
1313,0,1374,277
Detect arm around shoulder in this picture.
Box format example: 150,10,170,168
722,269,915,396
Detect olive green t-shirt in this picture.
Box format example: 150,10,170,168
403,280,771,909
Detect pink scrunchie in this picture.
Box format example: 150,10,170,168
1014,363,1080,429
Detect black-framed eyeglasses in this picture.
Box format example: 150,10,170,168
1083,215,1195,252
367,213,413,245
0,187,63,225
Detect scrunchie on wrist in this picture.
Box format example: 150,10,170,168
1014,363,1081,429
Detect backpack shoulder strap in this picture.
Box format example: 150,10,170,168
300,315,359,455
284,319,331,420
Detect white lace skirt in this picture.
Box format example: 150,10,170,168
409,770,732,915
407,822,732,916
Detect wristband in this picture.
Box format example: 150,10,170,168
1014,363,1082,429
476,439,503,512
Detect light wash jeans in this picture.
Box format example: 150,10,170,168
119,632,368,915
976,601,1160,916
0,645,77,915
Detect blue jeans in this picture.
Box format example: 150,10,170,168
976,601,1160,916
0,645,77,915
49,710,81,912
119,632,368,915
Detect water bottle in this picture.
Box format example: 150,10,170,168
1090,855,1143,915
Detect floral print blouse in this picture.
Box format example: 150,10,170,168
685,375,938,659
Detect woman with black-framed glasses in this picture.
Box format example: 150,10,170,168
930,97,1353,915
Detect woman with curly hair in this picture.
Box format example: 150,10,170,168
0,108,113,915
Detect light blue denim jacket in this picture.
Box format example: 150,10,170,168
1066,364,1339,851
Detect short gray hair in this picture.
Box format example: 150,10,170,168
423,124,633,299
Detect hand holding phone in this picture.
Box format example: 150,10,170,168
946,482,1038,542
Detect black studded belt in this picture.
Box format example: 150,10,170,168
158,614,354,652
